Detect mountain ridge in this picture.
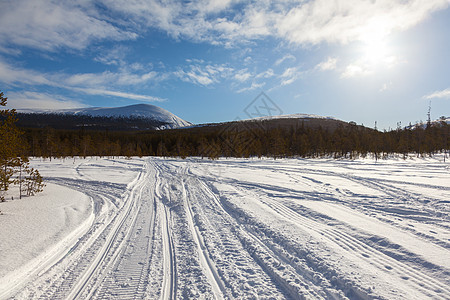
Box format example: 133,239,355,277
18,103,192,129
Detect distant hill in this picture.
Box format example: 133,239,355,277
405,117,449,130
245,113,338,122
182,113,360,134
17,104,192,130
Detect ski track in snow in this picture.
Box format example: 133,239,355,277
1,156,449,299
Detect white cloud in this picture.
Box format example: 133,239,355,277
6,91,86,110
2,0,447,52
71,88,165,102
234,69,252,82
280,67,302,86
424,88,450,99
265,66,303,91
0,59,53,86
0,59,164,103
175,69,215,86
341,63,372,78
94,46,130,66
275,0,449,46
0,0,136,52
63,70,159,87
99,0,450,47
341,54,401,78
243,56,253,65
378,55,401,69
236,81,265,93
256,69,275,79
1,59,161,89
316,57,337,71
174,63,234,86
380,82,393,92
275,54,296,66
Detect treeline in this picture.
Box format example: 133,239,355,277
16,112,169,131
20,120,449,160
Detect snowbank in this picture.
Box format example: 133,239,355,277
0,183,92,293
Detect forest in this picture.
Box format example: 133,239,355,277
1,87,448,162
18,116,449,160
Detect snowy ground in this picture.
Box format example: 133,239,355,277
0,156,449,299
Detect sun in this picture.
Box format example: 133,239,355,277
363,38,389,64
344,19,399,77
360,19,392,65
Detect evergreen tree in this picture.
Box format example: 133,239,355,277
0,91,23,196
0,91,44,201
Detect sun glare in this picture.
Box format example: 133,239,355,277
360,19,392,65
363,38,389,64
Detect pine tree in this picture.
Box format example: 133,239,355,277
0,91,44,200
0,91,23,196
23,167,45,196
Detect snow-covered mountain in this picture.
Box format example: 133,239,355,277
19,104,192,129
182,113,345,131
243,113,338,122
405,117,450,129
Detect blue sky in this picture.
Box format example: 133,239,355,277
1,0,449,129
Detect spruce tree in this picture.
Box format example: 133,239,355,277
0,90,44,200
0,91,22,195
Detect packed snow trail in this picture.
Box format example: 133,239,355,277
2,156,449,299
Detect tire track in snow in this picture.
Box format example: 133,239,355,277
168,158,450,298
215,160,449,205
11,179,131,298
253,194,450,299
181,176,226,299
93,164,158,299
182,163,295,298
13,164,146,299
12,157,448,299
153,163,177,300
220,164,450,257
160,203,177,300
196,179,331,299
66,168,148,300
213,160,450,298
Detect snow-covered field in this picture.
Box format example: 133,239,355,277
0,156,449,299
